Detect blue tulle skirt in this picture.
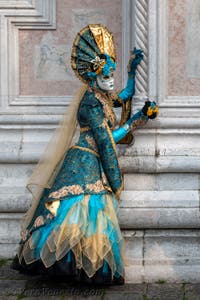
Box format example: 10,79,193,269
14,193,125,283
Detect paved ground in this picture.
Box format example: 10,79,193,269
0,259,200,300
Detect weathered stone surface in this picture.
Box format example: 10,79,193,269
1,262,200,300
104,284,146,300
0,297,17,300
0,279,26,295
124,173,200,191
22,293,65,300
0,244,21,258
186,0,200,77
120,156,200,173
104,293,142,300
22,284,104,299
122,133,156,156
144,230,200,283
119,190,200,228
147,283,184,300
0,213,22,243
123,231,144,284
0,259,31,280
185,283,200,300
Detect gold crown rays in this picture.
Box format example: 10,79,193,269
71,24,116,83
89,24,116,60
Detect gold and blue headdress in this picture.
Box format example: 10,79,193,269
71,24,116,83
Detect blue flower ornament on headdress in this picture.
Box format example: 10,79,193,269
71,24,116,83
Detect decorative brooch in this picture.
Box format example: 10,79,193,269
90,56,106,74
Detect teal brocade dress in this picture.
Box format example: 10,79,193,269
12,86,127,284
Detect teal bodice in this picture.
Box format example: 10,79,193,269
46,88,124,202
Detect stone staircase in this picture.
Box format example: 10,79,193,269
0,138,200,284
0,114,200,285
1,259,200,300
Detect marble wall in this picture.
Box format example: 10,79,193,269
19,0,122,96
0,0,200,284
168,0,200,95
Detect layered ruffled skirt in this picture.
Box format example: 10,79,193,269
12,192,125,284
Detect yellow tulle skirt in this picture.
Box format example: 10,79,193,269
16,192,125,281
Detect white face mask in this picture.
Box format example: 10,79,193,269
96,73,114,91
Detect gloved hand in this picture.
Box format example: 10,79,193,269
118,48,144,101
127,101,158,126
127,47,144,76
112,101,158,143
141,101,159,119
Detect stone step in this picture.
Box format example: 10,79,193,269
0,260,200,300
1,229,200,284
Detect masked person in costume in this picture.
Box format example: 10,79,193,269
11,24,158,285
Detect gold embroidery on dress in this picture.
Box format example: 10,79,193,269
115,177,124,200
85,135,98,152
20,229,28,241
109,91,123,105
130,117,148,132
104,122,117,155
101,118,107,129
71,145,99,157
48,178,107,200
33,215,45,228
80,126,91,133
101,172,108,185
86,180,105,193
93,90,116,130
49,184,84,199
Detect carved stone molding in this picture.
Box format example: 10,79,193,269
134,0,148,97
0,0,33,9
122,0,148,98
156,0,200,111
0,0,56,111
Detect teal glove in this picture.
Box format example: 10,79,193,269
118,48,143,101
112,101,158,143
127,47,144,76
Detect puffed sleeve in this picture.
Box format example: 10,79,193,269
79,96,124,199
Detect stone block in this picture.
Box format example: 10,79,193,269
122,133,156,156
156,156,200,173
186,0,200,77
157,133,200,156
23,278,104,298
0,260,30,280
146,283,183,300
123,231,144,284
124,174,156,191
156,173,200,190
0,164,33,211
20,129,53,162
144,230,200,283
0,297,16,300
103,293,142,300
124,173,200,191
120,156,200,173
0,193,31,212
0,130,21,162
185,283,200,300
119,190,200,228
0,279,26,296
0,244,20,258
106,284,147,293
